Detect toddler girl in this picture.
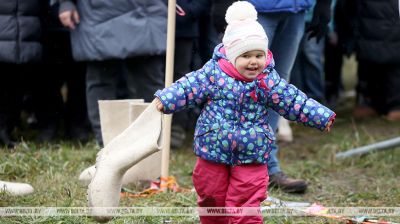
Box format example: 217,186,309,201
154,1,335,223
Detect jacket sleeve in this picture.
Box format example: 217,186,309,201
154,60,214,114
58,0,77,13
264,70,336,131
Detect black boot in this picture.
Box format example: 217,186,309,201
0,129,17,148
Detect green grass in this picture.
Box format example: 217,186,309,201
1,57,400,223
1,101,399,224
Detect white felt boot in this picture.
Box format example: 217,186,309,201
277,117,293,142
79,166,96,186
0,181,34,196
80,152,161,187
88,101,163,222
80,101,161,187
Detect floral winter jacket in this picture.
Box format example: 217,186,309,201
155,44,335,166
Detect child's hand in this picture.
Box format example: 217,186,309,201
324,120,333,132
154,98,164,112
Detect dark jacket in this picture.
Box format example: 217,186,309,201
355,0,400,64
176,0,209,38
61,0,167,61
0,0,45,64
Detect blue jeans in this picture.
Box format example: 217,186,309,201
291,34,325,102
258,12,305,175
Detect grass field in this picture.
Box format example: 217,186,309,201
0,57,399,223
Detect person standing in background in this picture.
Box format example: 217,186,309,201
0,0,47,148
58,0,167,147
31,1,90,143
351,0,400,121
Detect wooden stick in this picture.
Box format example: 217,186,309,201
160,0,176,191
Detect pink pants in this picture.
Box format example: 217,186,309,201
192,157,268,224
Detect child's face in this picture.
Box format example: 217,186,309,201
235,50,266,80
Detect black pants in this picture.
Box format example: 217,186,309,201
86,56,165,145
31,28,89,138
356,60,400,114
173,38,194,130
32,61,87,132
0,63,27,132
324,37,344,103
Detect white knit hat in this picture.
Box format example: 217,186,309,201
222,1,268,65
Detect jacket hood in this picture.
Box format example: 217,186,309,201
212,43,275,74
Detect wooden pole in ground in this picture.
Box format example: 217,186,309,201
160,0,176,191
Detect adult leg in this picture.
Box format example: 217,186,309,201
36,24,73,142
324,35,344,108
225,164,268,224
365,61,385,114
300,36,326,102
382,64,400,120
0,63,19,147
171,38,194,148
33,62,64,142
258,12,305,174
192,158,229,224
259,12,305,81
86,60,122,147
353,60,379,118
64,62,90,142
124,55,165,102
290,35,306,94
258,12,308,193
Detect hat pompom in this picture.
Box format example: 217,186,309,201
225,1,258,24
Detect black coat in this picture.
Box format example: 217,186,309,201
0,0,45,64
176,0,209,38
356,0,400,64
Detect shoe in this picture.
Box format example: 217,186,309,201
386,110,400,121
352,106,378,119
170,125,186,149
277,118,293,142
269,172,308,193
0,129,17,148
0,181,34,196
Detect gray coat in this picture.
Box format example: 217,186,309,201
67,0,167,61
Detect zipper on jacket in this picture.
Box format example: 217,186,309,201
233,86,246,153
15,0,20,63
231,86,244,163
